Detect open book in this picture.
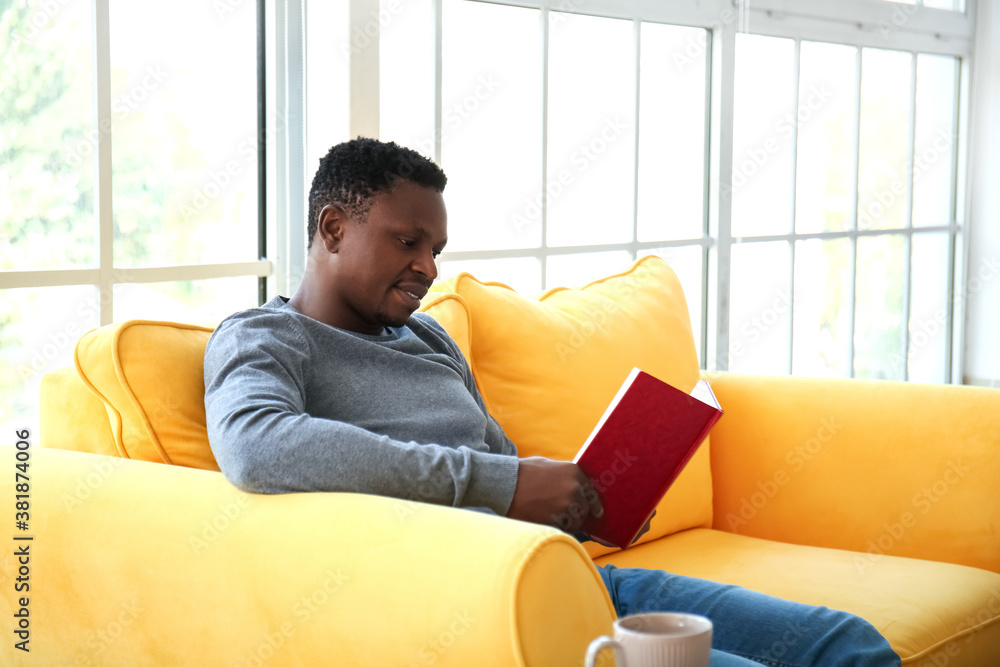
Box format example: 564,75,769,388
573,368,723,549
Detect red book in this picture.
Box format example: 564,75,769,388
574,368,723,549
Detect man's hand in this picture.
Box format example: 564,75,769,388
507,457,604,533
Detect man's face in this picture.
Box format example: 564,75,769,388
326,179,448,335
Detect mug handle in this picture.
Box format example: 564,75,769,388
585,635,625,667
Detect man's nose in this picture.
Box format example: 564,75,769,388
413,250,438,282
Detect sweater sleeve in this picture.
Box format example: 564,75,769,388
203,312,519,516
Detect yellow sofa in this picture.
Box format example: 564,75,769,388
8,256,1000,666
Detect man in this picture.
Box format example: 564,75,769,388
204,138,900,666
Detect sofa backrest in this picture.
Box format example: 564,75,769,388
419,255,714,557
42,256,714,555
40,367,119,458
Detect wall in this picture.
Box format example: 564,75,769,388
964,0,1000,387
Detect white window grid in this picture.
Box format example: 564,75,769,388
0,0,976,384
0,0,272,322
301,0,973,381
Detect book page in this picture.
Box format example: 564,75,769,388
689,379,720,409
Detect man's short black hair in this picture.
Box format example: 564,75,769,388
306,137,448,249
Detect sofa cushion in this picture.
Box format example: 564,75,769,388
596,528,1000,666
74,320,219,471
419,255,712,557
419,292,474,363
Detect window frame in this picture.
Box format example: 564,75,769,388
269,0,971,381
0,0,272,323
0,0,975,386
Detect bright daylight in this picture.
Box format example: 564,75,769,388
1,0,998,665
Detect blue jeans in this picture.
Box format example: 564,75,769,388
598,565,900,667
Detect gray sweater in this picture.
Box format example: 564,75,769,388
203,295,520,516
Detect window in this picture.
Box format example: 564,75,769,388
0,0,267,435
370,0,971,381
729,36,961,382
1,0,977,436
378,1,712,356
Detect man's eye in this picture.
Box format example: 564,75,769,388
399,238,416,248
432,251,441,259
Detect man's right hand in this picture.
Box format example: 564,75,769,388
506,457,604,533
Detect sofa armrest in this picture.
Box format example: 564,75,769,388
703,372,1000,574
1,448,614,666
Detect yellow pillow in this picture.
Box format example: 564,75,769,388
420,256,713,556
74,320,219,471
419,292,474,363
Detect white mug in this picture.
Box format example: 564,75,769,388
585,612,713,667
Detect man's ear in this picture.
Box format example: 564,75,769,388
316,204,348,254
